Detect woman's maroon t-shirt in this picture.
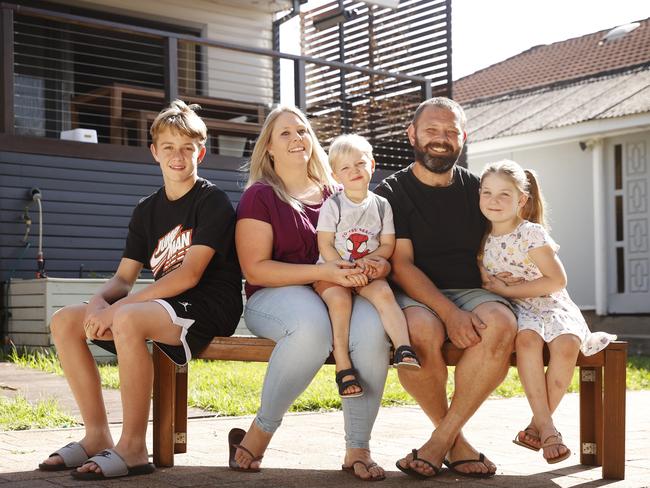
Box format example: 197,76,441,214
236,182,326,298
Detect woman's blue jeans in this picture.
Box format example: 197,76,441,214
244,285,390,449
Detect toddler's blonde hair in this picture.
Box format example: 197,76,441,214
328,134,373,172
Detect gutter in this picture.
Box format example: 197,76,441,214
466,112,650,158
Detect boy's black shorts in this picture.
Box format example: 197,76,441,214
92,287,241,366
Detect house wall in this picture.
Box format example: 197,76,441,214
58,0,276,104
0,151,245,281
467,141,596,309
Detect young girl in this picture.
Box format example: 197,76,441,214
478,160,615,465
314,134,420,398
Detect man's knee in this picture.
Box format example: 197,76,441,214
405,308,445,351
476,303,517,353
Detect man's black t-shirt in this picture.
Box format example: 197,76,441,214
123,178,242,315
374,165,486,289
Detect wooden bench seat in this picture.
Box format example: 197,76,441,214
151,337,627,480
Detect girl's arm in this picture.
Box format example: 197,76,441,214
317,231,344,262
483,244,567,298
237,218,364,287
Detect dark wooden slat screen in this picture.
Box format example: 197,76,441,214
302,0,451,170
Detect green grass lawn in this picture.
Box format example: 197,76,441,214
3,349,650,429
0,396,79,430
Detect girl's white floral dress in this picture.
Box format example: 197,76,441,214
482,220,615,356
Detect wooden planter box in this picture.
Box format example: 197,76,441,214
6,278,149,361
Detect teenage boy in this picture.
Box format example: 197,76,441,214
38,100,243,480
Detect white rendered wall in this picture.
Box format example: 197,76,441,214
467,142,596,309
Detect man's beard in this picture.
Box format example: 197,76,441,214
413,137,461,174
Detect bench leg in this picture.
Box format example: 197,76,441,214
602,345,627,480
579,366,603,467
153,345,176,467
174,363,188,454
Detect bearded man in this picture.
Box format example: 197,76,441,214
374,97,517,479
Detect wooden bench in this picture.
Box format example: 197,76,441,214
151,338,627,480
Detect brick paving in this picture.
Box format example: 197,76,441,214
1,362,649,487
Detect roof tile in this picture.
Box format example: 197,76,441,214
464,67,650,143
454,18,650,104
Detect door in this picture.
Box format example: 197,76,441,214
607,133,650,313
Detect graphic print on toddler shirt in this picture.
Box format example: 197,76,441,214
346,232,370,260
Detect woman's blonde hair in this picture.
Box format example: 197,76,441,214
150,99,207,146
243,105,335,211
480,159,548,228
328,133,373,172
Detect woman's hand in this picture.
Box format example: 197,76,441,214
346,271,369,288
319,260,367,287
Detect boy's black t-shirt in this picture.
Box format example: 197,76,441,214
123,178,242,313
374,165,486,289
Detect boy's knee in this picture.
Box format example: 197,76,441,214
112,307,144,342
50,306,79,339
364,280,394,302
323,286,352,308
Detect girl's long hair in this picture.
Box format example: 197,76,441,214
480,159,548,228
242,105,335,211
478,160,548,262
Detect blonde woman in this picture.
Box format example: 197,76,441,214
230,106,390,481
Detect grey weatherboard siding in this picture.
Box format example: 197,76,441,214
0,151,245,281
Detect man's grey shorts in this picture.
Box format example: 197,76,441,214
394,288,514,318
